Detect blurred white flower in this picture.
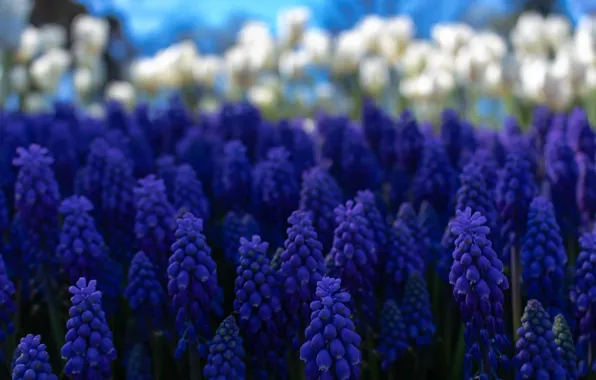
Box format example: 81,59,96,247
425,50,455,74
105,81,136,108
72,15,109,55
544,15,570,49
332,30,366,75
277,7,311,46
39,24,66,52
454,42,493,84
192,55,222,87
30,48,71,92
544,68,574,111
131,58,161,93
518,57,548,103
301,118,316,136
9,65,28,93
431,23,473,55
401,41,433,76
433,69,456,98
238,21,271,46
247,85,278,110
278,50,310,81
581,65,596,95
303,29,331,65
378,16,415,64
15,27,39,63
74,67,94,97
225,45,256,88
400,72,436,101
472,32,507,60
248,39,276,71
356,15,385,53
511,12,547,57
482,61,503,96
359,56,389,95
87,103,105,119
23,93,46,113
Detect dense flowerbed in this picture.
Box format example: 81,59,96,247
0,98,594,380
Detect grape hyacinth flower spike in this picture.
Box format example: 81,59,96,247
173,164,210,220
12,334,57,380
553,314,578,379
401,272,435,347
450,208,509,378
221,211,259,264
300,276,362,380
514,300,566,379
0,252,15,358
61,278,117,379
376,300,409,370
355,190,388,264
203,315,246,380
396,202,427,265
385,217,424,299
214,140,252,213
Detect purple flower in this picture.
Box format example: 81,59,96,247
173,164,210,221
203,315,246,380
168,213,218,336
340,127,382,198
219,102,261,161
449,208,509,378
299,277,362,380
531,105,553,150
156,155,177,201
214,140,252,213
376,300,409,370
577,153,596,229
553,314,578,379
61,278,117,379
514,300,566,379
355,190,388,263
395,109,424,175
46,121,78,196
385,217,424,298
567,107,595,160
397,203,427,265
401,272,435,347
222,211,260,264
520,197,567,312
125,251,168,332
125,343,153,380
299,166,343,252
134,175,176,269
278,210,326,331
81,138,110,211
12,334,57,380
441,108,464,166
0,253,15,355
233,235,286,376
278,118,316,178
175,128,220,197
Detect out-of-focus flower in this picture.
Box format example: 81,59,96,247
544,15,571,50
130,58,161,94
192,55,222,88
401,272,435,347
376,300,409,370
577,153,596,228
511,12,547,57
14,26,39,63
355,15,385,53
12,334,57,380
377,15,415,64
203,316,246,380
401,41,433,77
61,278,117,379
359,56,390,96
125,343,152,380
173,164,209,220
553,314,578,379
514,300,565,378
247,85,279,112
237,21,271,47
222,211,259,264
72,15,109,55
39,24,66,52
74,67,95,97
9,65,28,94
431,23,473,55
29,48,71,92
214,140,252,213
0,252,15,354
332,30,366,75
299,276,361,380
303,28,330,65
277,6,311,46
105,81,136,109
278,49,310,81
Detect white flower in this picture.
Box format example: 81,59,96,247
247,85,278,110
431,23,473,55
87,103,105,119
278,49,310,80
248,39,276,71
433,69,456,98
359,56,390,95
277,6,311,46
356,15,385,53
73,67,94,96
517,57,548,103
131,58,160,93
72,15,109,55
511,12,547,57
192,55,222,87
581,65,596,95
30,48,71,92
238,21,271,46
400,72,436,101
332,30,366,75
454,42,493,84
9,65,28,93
23,93,46,113
482,61,503,96
544,68,574,111
544,15,570,49
15,27,39,63
105,81,136,108
39,24,66,52
473,32,507,60
400,41,433,76
225,45,256,87
377,16,415,64
303,28,331,65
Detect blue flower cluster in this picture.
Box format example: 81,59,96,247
12,334,57,380
203,315,246,380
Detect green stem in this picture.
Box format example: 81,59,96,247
510,246,521,338
43,275,65,367
451,326,465,380
189,342,202,380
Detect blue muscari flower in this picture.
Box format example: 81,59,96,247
388,165,410,215
176,127,220,198
46,121,78,196
168,213,218,338
440,109,464,167
477,128,506,168
233,235,286,376
252,147,299,246
173,164,210,221
570,231,596,374
553,314,578,379
567,107,595,160
514,299,566,379
13,144,60,267
376,299,409,370
61,277,117,379
355,190,388,264
125,251,168,333
222,211,259,264
395,109,423,176
203,315,246,380
278,210,326,331
397,203,427,265
156,155,177,201
473,150,499,198
340,126,382,198
0,252,15,354
125,343,153,380
412,140,457,222
531,105,553,150
386,216,425,297
255,121,282,162
299,276,362,380
126,122,155,179
219,102,262,162
299,165,343,252
12,334,57,380
450,208,509,378
81,138,110,211
496,151,537,261
214,140,252,213
319,114,350,181
278,119,316,178
458,121,477,166
401,272,435,347
0,189,9,233
418,201,444,263
134,175,176,269
520,197,567,313
100,148,135,260
546,134,580,238
362,101,397,171
57,196,108,284
0,115,29,200
328,200,377,322
577,153,596,228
